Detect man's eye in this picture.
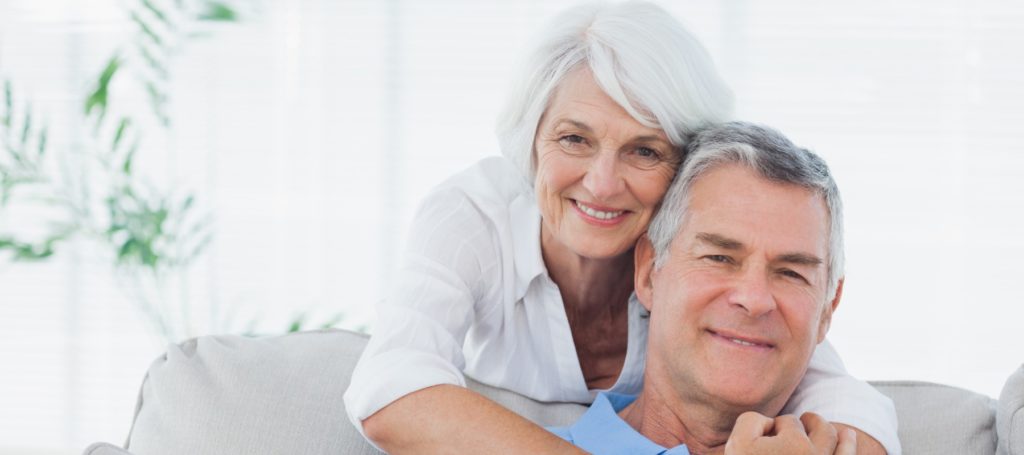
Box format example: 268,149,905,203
780,269,808,283
704,255,732,264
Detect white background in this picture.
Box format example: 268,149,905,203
1,0,1022,453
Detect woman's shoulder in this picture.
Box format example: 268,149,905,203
431,156,532,206
411,156,535,248
405,156,536,299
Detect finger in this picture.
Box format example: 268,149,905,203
734,411,776,438
773,414,805,437
800,413,838,454
835,428,857,455
726,411,775,453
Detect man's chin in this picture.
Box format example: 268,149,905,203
696,372,781,414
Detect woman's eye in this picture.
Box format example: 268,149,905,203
624,146,671,169
635,147,660,159
559,134,586,146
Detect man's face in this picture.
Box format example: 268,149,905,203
635,163,842,416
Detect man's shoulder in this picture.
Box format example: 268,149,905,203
545,393,682,454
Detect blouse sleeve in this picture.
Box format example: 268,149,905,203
343,186,502,435
784,339,902,455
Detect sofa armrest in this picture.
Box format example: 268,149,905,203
998,364,1024,455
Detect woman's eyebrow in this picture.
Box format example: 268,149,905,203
553,119,592,132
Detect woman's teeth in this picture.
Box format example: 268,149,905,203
575,200,624,220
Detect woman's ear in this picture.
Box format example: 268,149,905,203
634,234,657,312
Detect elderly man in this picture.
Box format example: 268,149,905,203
548,122,888,454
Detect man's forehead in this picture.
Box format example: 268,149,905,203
679,165,830,257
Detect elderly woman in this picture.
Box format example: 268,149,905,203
344,2,899,454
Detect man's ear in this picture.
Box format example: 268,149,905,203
634,234,657,313
817,278,844,344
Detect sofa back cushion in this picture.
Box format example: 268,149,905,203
122,329,1000,455
126,330,379,455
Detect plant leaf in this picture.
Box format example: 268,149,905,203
198,2,238,22
20,107,32,145
137,43,169,80
37,126,47,158
112,118,131,151
320,313,345,329
144,80,169,126
2,80,11,128
287,314,306,333
123,139,139,174
85,56,121,118
140,0,171,27
130,10,164,48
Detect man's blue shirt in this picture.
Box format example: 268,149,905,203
547,393,691,455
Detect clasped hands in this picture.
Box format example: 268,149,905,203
725,412,857,455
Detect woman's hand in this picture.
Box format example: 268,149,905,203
725,411,857,455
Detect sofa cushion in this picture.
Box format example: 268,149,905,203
871,380,996,454
999,364,1024,455
115,329,998,455
82,442,133,455
125,330,379,455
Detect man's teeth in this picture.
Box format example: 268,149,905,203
729,337,757,347
575,201,623,220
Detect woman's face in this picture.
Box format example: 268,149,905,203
534,68,678,261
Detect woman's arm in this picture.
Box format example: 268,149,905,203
344,170,572,451
363,385,585,454
785,340,900,455
833,423,886,455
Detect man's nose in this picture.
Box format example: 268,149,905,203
727,268,777,318
581,150,625,201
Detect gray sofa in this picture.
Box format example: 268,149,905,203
84,329,1023,454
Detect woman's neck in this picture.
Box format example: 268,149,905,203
541,224,635,389
540,226,635,314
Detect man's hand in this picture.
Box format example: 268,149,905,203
725,411,857,455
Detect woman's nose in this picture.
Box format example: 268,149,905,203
581,150,625,201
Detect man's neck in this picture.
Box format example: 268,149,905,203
618,385,737,455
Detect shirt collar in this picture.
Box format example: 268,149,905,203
568,393,690,455
509,192,546,302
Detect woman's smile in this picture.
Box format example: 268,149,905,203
571,199,629,225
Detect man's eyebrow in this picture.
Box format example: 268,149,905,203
778,253,823,267
697,233,825,266
696,232,743,250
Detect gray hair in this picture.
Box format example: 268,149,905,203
495,1,734,182
647,122,846,299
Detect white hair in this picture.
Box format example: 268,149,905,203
495,1,734,182
647,122,846,299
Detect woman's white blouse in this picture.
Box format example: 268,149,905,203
343,156,900,454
